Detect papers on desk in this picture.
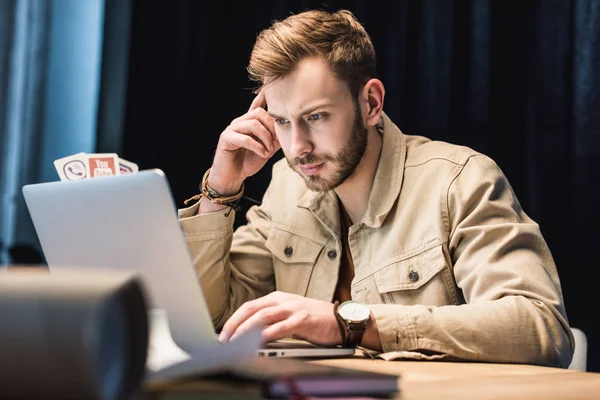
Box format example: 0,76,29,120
145,357,400,399
144,309,263,383
145,309,192,372
142,310,399,399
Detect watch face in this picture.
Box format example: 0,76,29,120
339,301,370,322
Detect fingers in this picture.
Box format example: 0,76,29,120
228,304,292,342
250,107,277,144
229,118,276,154
224,95,278,158
261,311,308,343
220,131,267,158
248,90,266,112
233,106,276,137
218,296,279,343
239,92,276,138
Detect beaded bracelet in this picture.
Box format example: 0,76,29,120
184,168,245,217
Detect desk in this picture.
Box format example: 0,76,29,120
313,357,600,399
144,356,600,399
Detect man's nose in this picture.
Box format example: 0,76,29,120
289,124,313,158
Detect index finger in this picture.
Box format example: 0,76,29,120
248,90,266,112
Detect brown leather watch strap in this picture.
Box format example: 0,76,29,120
346,322,366,348
333,301,348,346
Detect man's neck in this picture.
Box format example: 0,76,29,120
334,126,382,225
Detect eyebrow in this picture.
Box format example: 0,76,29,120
268,102,334,120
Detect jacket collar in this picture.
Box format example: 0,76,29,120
297,111,406,229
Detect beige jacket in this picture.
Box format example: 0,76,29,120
178,112,574,368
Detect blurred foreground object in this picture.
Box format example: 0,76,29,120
0,267,149,400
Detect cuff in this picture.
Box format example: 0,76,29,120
369,304,418,352
178,200,236,239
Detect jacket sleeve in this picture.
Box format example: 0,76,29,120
369,154,575,368
177,174,277,329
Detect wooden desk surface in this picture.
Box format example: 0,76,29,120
313,357,600,399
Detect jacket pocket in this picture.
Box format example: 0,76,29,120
373,244,454,306
265,227,324,296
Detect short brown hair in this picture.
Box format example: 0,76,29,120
248,9,377,99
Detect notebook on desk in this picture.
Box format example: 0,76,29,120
146,357,399,399
22,169,354,377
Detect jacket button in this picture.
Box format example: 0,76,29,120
327,249,337,259
408,270,419,282
284,246,293,257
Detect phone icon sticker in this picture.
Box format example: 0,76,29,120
63,160,86,180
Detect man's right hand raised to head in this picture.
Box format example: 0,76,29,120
198,91,280,215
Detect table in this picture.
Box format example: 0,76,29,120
313,356,600,399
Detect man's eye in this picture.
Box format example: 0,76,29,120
274,118,288,125
308,113,323,121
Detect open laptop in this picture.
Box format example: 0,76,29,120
22,169,354,368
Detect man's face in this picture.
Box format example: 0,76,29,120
264,57,368,192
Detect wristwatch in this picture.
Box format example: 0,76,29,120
334,300,371,348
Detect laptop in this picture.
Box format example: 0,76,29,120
22,169,354,371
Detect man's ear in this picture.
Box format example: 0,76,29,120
360,78,385,127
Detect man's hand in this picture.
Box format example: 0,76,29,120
218,291,343,347
206,91,280,197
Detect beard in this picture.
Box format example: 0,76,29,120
287,102,368,192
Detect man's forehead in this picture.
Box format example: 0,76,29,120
263,59,350,115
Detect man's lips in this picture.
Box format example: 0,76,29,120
298,162,324,176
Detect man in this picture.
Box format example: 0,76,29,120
178,9,574,367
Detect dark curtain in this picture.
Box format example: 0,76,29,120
121,0,600,371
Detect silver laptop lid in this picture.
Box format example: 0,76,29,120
22,169,216,352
